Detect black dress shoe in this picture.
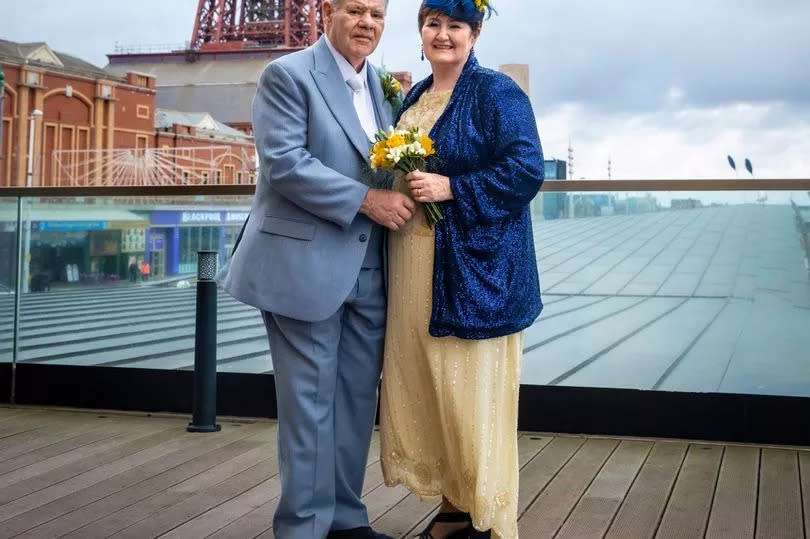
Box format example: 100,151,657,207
327,526,394,539
416,512,492,539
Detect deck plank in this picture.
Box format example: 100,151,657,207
518,437,619,537
655,444,723,539
705,445,759,539
604,441,687,539
756,448,804,539
555,440,652,538
799,450,810,537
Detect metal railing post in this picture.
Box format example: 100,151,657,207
11,196,23,404
187,250,221,432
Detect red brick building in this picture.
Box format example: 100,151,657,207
1,39,255,187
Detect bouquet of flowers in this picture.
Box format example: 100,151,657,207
369,126,442,227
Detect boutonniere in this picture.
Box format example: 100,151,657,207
378,67,404,117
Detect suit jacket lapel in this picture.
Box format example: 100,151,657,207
366,64,390,131
310,37,371,160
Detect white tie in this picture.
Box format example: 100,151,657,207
347,74,377,140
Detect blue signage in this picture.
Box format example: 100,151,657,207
38,221,108,231
151,211,250,225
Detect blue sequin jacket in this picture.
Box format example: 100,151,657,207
398,54,545,339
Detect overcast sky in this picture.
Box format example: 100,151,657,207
3,0,810,180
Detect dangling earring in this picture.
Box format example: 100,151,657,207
421,45,425,61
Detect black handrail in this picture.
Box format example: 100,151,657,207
1,179,810,198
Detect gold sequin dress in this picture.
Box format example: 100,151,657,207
379,90,523,539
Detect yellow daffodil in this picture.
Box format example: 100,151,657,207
386,134,406,149
419,136,435,157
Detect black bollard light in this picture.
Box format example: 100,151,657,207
188,250,221,433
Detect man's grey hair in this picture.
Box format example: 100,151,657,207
328,0,389,10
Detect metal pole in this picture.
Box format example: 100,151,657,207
187,250,221,432
11,196,23,404
22,110,42,294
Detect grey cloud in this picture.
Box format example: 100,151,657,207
5,0,809,118
457,0,810,114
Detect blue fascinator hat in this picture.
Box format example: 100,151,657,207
423,0,496,24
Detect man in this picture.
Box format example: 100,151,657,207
216,1,413,537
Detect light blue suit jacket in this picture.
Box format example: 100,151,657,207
217,37,393,322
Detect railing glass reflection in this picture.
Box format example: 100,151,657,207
527,189,810,397
1,194,267,374
1,187,809,399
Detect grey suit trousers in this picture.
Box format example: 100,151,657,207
263,267,386,539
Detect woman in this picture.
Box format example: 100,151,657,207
378,1,544,538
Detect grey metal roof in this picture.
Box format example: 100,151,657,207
155,108,252,140
0,39,116,80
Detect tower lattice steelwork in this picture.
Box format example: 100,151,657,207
191,0,324,51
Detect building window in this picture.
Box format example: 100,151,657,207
182,170,190,184
236,172,243,185
179,226,222,273
135,135,149,158
25,72,42,86
249,173,256,183
136,105,150,119
215,171,222,184
201,172,209,184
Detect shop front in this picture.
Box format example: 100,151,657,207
30,215,149,287
149,209,249,277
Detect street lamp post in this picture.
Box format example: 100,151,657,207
26,110,42,188
21,109,43,293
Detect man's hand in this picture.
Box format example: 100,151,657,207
405,171,454,203
360,189,415,230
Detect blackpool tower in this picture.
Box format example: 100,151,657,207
190,0,324,51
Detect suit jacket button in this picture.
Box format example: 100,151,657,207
359,234,368,242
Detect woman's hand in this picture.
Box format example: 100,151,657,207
405,171,454,203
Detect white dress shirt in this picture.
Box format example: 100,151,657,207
325,36,379,140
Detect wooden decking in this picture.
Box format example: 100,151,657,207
0,407,808,538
